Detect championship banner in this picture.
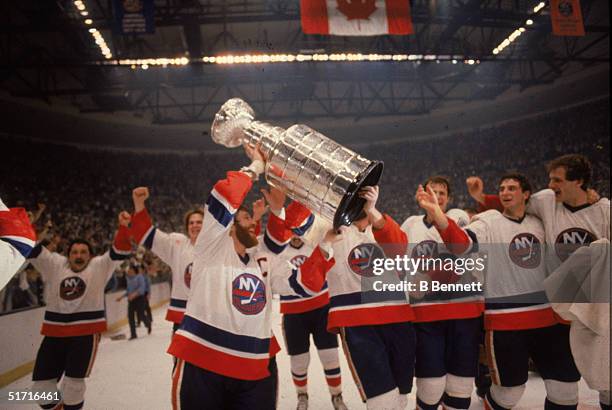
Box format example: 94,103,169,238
113,0,155,34
300,0,413,36
550,0,585,36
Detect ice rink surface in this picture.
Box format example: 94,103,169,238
1,301,601,409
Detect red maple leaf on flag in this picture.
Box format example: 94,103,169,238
337,0,377,20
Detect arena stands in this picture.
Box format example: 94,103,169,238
0,97,609,314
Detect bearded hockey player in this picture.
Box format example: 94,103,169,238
166,144,335,410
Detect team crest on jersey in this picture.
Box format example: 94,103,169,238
555,228,596,261
411,240,439,259
509,233,541,269
184,262,193,288
232,273,266,315
290,255,307,269
60,276,87,300
348,243,385,277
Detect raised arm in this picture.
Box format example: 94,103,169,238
287,228,342,294
194,144,263,257
359,185,408,258
416,184,473,256
129,187,183,263
89,211,133,280
0,201,37,289
261,187,314,255
466,176,503,213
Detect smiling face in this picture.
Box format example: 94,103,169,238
187,212,204,242
548,166,583,203
499,178,529,211
68,243,91,272
425,182,450,213
232,209,259,248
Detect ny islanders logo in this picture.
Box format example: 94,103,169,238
411,240,439,259
509,233,541,269
184,262,193,288
348,243,385,277
290,255,307,269
555,228,595,261
232,273,266,315
60,276,87,300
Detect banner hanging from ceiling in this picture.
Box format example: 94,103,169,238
550,0,585,36
113,0,155,34
301,0,413,36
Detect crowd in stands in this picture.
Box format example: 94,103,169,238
0,97,609,314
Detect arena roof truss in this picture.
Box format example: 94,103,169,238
0,0,609,124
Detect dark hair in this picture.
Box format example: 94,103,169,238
129,262,142,273
546,154,592,190
233,206,252,224
498,173,532,194
424,175,452,197
184,209,204,232
67,239,93,255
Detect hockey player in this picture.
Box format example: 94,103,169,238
128,187,203,332
467,154,610,271
402,176,483,410
468,155,611,407
166,144,335,410
0,197,36,289
267,205,347,410
424,173,581,410
28,211,132,410
298,185,417,410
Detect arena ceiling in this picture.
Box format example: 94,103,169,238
1,0,609,125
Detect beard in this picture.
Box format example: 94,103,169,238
235,223,259,248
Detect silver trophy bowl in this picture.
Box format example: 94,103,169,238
211,98,383,229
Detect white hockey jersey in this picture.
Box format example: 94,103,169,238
167,171,330,381
271,241,330,314
463,210,556,330
130,209,193,324
0,201,36,290
401,209,483,322
300,215,414,332
479,190,611,272
527,189,610,272
28,227,131,336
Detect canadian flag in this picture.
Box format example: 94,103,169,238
301,0,414,36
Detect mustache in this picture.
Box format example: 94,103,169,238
74,258,85,264
235,224,258,248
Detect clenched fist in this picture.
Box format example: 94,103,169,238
466,176,485,204
118,211,132,227
132,187,150,213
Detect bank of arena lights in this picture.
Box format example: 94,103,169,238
199,53,479,65
115,58,190,68
74,0,113,59
99,54,481,68
492,1,545,55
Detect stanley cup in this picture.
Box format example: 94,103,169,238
211,98,383,228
